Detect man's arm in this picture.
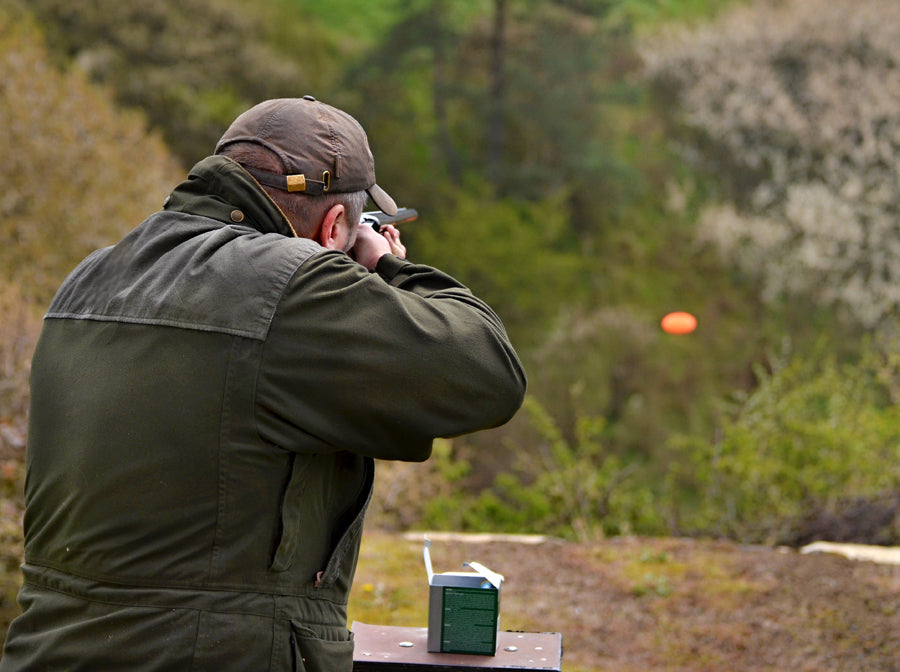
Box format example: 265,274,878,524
255,246,526,462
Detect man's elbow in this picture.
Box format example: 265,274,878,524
503,371,528,423
487,365,528,428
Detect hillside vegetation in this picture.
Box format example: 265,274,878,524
0,0,898,631
1,0,900,665
0,8,182,303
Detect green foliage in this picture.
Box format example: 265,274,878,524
412,188,586,345
424,336,900,545
344,0,654,235
284,0,433,47
422,396,665,541
605,0,747,30
668,338,900,544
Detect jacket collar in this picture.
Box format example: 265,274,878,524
163,155,298,237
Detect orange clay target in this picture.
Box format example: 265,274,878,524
661,311,697,335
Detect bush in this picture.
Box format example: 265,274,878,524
667,337,900,544
420,396,666,541
0,8,182,304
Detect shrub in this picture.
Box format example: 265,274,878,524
420,396,666,541
668,337,900,544
0,8,182,304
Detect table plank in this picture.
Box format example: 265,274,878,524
351,623,562,671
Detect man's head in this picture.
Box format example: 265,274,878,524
215,96,396,246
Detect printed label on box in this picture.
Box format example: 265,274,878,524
440,586,499,655
423,537,504,655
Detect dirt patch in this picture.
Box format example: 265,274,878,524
356,532,900,672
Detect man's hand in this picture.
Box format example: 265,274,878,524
380,224,406,259
351,223,406,270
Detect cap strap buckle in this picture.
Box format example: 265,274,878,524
245,167,328,196
285,174,307,192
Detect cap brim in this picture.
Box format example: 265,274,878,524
367,184,398,216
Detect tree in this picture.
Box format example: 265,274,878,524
487,0,507,184
644,0,900,327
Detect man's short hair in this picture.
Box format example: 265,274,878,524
219,142,366,239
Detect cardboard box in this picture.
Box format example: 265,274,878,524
423,537,504,656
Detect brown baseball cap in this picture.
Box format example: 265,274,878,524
215,96,398,215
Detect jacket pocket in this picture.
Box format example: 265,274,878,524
270,454,308,572
315,457,374,591
290,625,354,672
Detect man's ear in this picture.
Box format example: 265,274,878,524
316,203,346,250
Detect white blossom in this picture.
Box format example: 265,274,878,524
644,0,900,326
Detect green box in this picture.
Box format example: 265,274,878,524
424,538,504,655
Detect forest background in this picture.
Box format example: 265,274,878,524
1,0,900,636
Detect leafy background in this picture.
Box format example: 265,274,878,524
1,0,899,647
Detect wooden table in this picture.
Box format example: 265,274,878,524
351,622,562,671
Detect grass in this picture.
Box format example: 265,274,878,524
348,532,428,627
349,529,900,672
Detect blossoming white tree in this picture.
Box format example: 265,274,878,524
644,0,900,327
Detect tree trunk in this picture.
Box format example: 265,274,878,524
488,0,506,186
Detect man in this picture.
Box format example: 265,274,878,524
0,96,526,671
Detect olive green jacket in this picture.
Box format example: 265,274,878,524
0,156,526,671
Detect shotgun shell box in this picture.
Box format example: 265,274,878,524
423,538,504,656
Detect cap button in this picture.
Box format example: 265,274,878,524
302,95,316,101
230,209,245,223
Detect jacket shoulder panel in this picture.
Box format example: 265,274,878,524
46,212,322,340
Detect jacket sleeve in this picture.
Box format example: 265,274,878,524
255,251,527,461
